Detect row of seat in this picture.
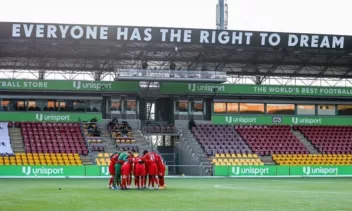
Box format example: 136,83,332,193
214,153,259,158
273,154,352,165
0,153,82,165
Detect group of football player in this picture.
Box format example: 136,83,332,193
107,150,166,190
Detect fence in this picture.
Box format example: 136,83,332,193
214,166,352,176
1,165,351,177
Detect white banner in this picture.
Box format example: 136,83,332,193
0,123,13,155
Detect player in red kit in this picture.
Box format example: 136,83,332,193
133,157,146,189
108,152,120,189
155,153,167,189
142,150,158,189
120,158,132,190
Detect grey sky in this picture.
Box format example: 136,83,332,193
0,0,350,35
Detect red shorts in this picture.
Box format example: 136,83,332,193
158,164,166,177
121,164,131,175
147,163,158,176
134,164,146,177
109,165,115,175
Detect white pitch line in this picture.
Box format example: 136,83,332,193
213,184,352,194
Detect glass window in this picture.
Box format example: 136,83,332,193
267,104,295,115
176,101,188,112
192,102,203,112
88,100,101,112
58,101,66,111
240,103,264,114
74,100,86,112
1,99,26,111
227,103,239,113
111,101,121,111
337,105,352,115
46,100,59,111
318,105,335,115
214,103,226,113
297,105,315,115
127,100,137,111
28,100,46,111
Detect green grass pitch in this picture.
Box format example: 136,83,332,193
0,178,351,211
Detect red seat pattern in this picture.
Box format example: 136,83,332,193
237,125,309,156
193,124,252,156
20,122,88,155
294,126,352,154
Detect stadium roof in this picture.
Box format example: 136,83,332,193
0,22,352,81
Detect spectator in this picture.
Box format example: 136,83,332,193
90,117,98,123
189,118,196,130
112,117,118,123
108,120,115,131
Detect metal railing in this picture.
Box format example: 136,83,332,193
176,125,213,176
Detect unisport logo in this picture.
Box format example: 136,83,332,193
188,84,196,92
303,166,310,175
303,167,338,175
224,116,257,124
231,167,269,175
225,116,232,124
73,81,81,90
101,166,109,176
36,114,43,121
21,166,64,176
22,166,31,176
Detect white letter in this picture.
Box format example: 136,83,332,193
117,27,128,40
86,26,97,39
184,30,192,43
211,31,217,43
311,35,319,48
269,33,280,46
218,31,229,44
23,24,34,38
300,35,309,47
130,28,141,41
36,25,44,38
288,34,298,46
47,25,57,38
244,32,253,45
144,28,152,41
100,27,108,40
59,25,69,38
320,36,330,48
332,37,344,49
71,26,84,39
232,32,243,44
160,29,169,41
170,29,181,42
260,33,268,45
12,24,21,37
200,31,209,43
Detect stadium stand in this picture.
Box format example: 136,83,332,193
294,126,352,154
19,122,89,155
192,124,252,156
273,154,352,165
0,153,82,165
237,125,309,156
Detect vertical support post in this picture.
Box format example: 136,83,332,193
219,0,225,30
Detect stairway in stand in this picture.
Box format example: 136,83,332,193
133,130,153,154
292,130,319,154
9,128,24,153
